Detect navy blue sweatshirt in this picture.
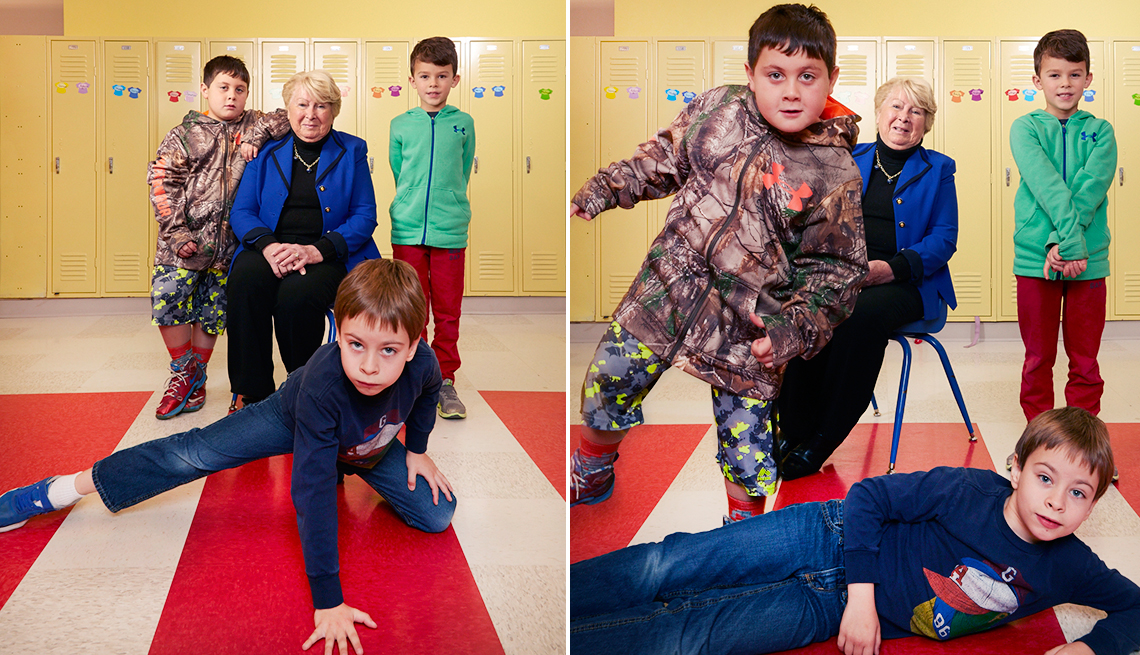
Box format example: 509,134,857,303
844,467,1140,654
278,339,442,609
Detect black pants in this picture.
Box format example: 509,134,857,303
226,249,347,399
778,281,924,449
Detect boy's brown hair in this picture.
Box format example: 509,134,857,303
747,4,836,73
1014,407,1114,500
410,37,459,75
1033,29,1091,76
334,259,427,343
203,55,251,86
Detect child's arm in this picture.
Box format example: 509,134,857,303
388,119,403,185
1062,549,1140,655
403,351,452,504
148,132,196,257
837,583,881,655
241,108,291,156
462,118,476,184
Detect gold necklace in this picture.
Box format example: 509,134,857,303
874,148,902,184
294,144,320,173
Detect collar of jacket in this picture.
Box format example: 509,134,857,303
406,104,460,119
739,87,861,150
267,129,349,187
1026,107,1093,129
854,141,931,197
182,109,232,129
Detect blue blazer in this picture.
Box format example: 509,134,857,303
853,143,958,320
230,129,381,270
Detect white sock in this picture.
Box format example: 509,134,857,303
46,473,84,509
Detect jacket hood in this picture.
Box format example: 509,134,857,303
1027,108,1093,126
405,104,460,118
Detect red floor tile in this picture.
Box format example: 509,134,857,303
482,391,567,498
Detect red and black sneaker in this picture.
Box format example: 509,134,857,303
570,449,619,506
155,355,204,420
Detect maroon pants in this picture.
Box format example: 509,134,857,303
392,244,465,381
1016,275,1107,422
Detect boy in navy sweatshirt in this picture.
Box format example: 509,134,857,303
0,259,455,655
570,407,1139,655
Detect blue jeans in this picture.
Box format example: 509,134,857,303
91,394,455,533
571,500,847,655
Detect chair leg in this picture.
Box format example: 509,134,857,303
920,334,976,442
888,335,913,475
870,393,880,416
325,307,337,344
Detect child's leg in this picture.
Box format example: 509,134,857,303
1016,276,1063,422
153,267,207,419
350,440,456,533
1060,278,1107,415
571,500,846,654
390,244,432,344
712,388,775,521
183,268,227,412
425,247,465,382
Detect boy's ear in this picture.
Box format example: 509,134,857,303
451,74,461,88
406,336,420,361
1083,71,1094,89
201,81,209,95
828,66,840,95
1032,74,1044,90
1008,453,1021,488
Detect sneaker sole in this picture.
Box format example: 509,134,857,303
0,519,28,533
570,477,614,507
156,374,206,420
438,410,467,420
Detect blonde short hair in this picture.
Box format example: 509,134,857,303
282,70,343,118
874,77,937,134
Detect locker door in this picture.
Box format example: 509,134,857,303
363,41,411,260
210,41,257,110
654,41,705,236
569,37,596,320
885,39,937,149
942,40,994,320
0,36,49,297
998,40,1040,320
1112,42,1140,316
50,39,97,294
102,40,151,294
520,40,565,294
598,40,649,319
313,41,360,137
711,41,748,87
261,40,306,112
835,39,878,144
155,40,202,149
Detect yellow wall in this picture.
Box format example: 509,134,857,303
615,0,1140,39
64,0,562,37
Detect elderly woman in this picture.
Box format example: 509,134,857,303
777,77,959,480
227,70,380,408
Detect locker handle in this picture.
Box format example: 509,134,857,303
474,156,479,174
1005,168,1010,187
1120,167,1125,187
55,157,60,174
526,156,531,174
108,157,114,175
368,156,374,174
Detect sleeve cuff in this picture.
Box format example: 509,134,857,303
309,572,345,610
404,430,430,455
242,226,274,250
896,250,922,283
324,231,349,261
315,237,338,262
760,315,802,367
843,550,880,584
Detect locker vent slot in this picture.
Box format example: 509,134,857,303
528,54,559,83
113,253,142,282
608,274,634,305
951,55,984,87
894,54,926,78
1010,275,1018,305
1009,54,1034,86
112,54,144,86
321,54,351,85
269,54,299,83
478,252,506,280
837,54,868,86
664,54,699,87
1123,273,1140,302
373,54,402,84
529,252,559,281
477,54,507,84
952,272,983,303
720,55,748,85
607,56,641,85
164,54,194,84
58,253,88,282
1121,55,1140,87
59,55,90,83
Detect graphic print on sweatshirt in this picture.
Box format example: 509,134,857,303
342,410,404,467
910,557,1034,640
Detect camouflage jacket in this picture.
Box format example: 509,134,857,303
148,109,290,271
573,85,867,400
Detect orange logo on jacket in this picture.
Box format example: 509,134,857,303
762,162,813,213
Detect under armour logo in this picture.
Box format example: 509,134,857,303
1081,131,1097,142
762,162,813,214
453,125,465,135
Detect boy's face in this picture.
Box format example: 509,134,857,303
1033,55,1092,120
410,60,459,112
200,72,248,122
1005,446,1099,543
745,46,838,134
336,315,419,396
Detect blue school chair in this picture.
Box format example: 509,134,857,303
870,302,975,474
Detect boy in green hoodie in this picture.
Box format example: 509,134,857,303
389,37,476,420
1010,29,1116,424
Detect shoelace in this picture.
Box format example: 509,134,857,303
161,368,196,401
570,454,615,493
11,486,47,513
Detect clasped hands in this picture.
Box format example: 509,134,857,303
264,242,323,278
1044,245,1087,280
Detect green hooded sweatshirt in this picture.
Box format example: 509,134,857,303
1010,108,1116,279
388,105,476,249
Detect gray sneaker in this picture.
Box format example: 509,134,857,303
438,380,467,419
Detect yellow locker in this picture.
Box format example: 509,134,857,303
312,40,360,137
101,40,151,295
0,36,49,297
209,41,258,110
597,40,649,319
941,40,994,320
261,40,307,112
363,40,412,260
569,36,597,320
835,39,878,144
466,39,516,294
154,40,203,149
50,39,97,295
652,41,705,237
711,40,748,87
1112,41,1140,316
520,39,566,294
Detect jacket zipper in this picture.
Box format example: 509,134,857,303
664,137,767,364
422,114,436,245
1061,121,1068,182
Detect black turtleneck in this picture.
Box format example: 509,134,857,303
863,136,922,282
253,131,337,262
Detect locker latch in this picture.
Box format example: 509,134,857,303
1120,167,1125,187
108,157,114,174
55,157,60,174
1005,168,1010,187
368,156,374,174
526,156,531,174
474,156,479,174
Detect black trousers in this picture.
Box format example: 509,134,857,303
226,249,347,399
777,281,924,449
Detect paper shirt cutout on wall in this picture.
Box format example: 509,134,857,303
626,86,641,99
1005,89,1019,101
665,88,679,101
388,85,402,97
112,84,125,96
682,91,697,103
55,82,67,93
186,91,198,102
950,90,965,103
168,90,182,102
76,82,89,94
969,89,984,101
539,88,553,100
472,86,486,98
492,85,506,97
1083,89,1096,101
371,86,384,98
603,86,618,99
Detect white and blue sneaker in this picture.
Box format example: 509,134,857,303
0,477,58,533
